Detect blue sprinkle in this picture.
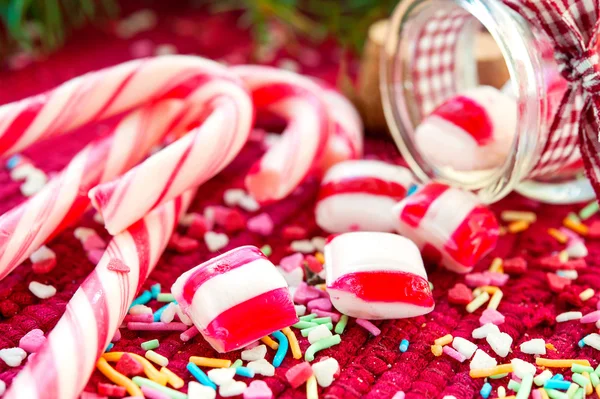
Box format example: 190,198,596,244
153,303,171,322
105,343,114,352
187,362,217,389
480,382,492,399
150,283,161,299
551,374,564,381
235,366,255,378
399,339,409,353
130,290,152,308
6,155,21,170
407,184,419,196
272,331,289,368
544,379,571,390
578,339,586,348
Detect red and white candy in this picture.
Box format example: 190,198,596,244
392,182,499,273
315,160,414,233
324,232,434,319
171,246,298,353
414,86,516,171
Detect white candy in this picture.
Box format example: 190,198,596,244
324,232,434,319
511,358,536,378
290,240,315,253
129,305,152,315
29,245,55,263
220,381,247,397
520,338,546,355
247,359,275,377
208,367,236,385
486,331,512,357
583,333,600,350
295,305,307,316
566,241,588,258
238,195,260,212
10,163,37,180
223,189,246,207
312,357,339,387
311,237,326,252
20,169,48,196
73,227,96,241
204,231,229,252
316,160,414,233
174,304,193,326
414,86,516,171
556,311,582,322
188,381,216,399
469,349,497,370
160,303,177,324
0,347,27,367
472,323,500,339
29,281,56,299
308,324,333,344
534,370,553,386
452,337,478,359
241,345,267,361
497,387,505,398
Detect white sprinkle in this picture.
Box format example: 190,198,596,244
520,338,546,355
174,304,193,326
0,379,5,396
129,305,152,315
247,359,275,376
29,281,56,299
219,380,247,397
556,311,582,322
160,303,177,324
583,333,600,350
566,241,588,258
0,347,27,367
241,345,267,362
10,163,37,180
312,357,339,387
295,305,307,316
579,288,595,301
178,213,197,227
154,44,177,56
556,270,578,280
308,325,333,344
497,387,506,398
469,349,497,370
74,227,96,241
511,358,536,378
207,367,236,385
472,323,500,339
204,231,229,252
442,396,457,399
452,337,478,359
223,189,246,207
533,370,553,386
188,381,216,399
20,169,47,196
30,245,55,263
311,237,326,252
290,240,315,254
486,331,512,357
238,195,260,212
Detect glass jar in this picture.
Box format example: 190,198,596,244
381,0,594,204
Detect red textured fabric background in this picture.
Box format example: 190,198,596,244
0,3,599,399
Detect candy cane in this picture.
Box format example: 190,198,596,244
0,100,192,282
0,55,248,156
3,190,195,399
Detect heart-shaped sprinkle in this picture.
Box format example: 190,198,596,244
107,258,130,273
244,380,273,399
566,241,588,258
311,357,339,387
115,353,144,377
223,189,246,207
241,344,267,361
295,305,307,316
20,169,48,196
220,380,247,397
247,359,275,377
83,235,107,251
247,213,274,236
448,283,473,305
469,349,497,370
30,245,55,263
308,325,333,344
307,297,332,312
502,257,527,274
204,232,229,252
74,227,96,241
238,195,260,212
285,362,313,388
87,248,104,265
486,331,513,357
546,273,571,292
10,164,37,181
187,215,211,239
280,253,304,272
479,308,505,326
472,323,500,339
0,347,27,367
19,329,46,353
29,281,56,299
208,367,236,385
188,381,216,399
276,266,303,288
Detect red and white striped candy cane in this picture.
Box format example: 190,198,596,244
0,101,192,281
88,71,254,235
0,56,250,157
231,65,330,203
3,190,195,399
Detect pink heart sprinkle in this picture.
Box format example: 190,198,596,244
247,213,274,236
107,258,130,273
87,249,105,265
280,253,304,272
307,297,333,312
83,235,106,251
479,308,505,326
19,329,46,353
244,380,273,399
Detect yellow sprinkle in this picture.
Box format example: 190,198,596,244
538,388,550,399
497,396,515,399
579,288,595,301
431,344,443,356
466,292,490,313
501,210,537,223
563,217,588,236
96,357,143,397
487,289,504,310
145,350,168,367
548,228,568,244
499,226,507,236
582,372,593,395
535,358,590,368
480,286,500,294
489,258,503,273
307,375,318,399
315,252,325,264
545,343,556,351
596,384,600,397
558,250,569,263
260,335,279,350
189,356,231,368
315,284,327,291
434,334,453,346
508,220,530,233
470,364,513,378
103,352,167,386
473,288,483,297
160,366,184,389
283,327,302,360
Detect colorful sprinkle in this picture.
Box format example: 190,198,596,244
260,335,279,350
283,327,302,360
260,245,272,257
548,228,568,244
470,364,513,378
399,339,409,353
145,350,168,367
132,376,187,399
128,322,188,331
544,379,570,390
156,293,176,302
103,352,167,385
516,374,533,399
480,382,492,398
508,221,530,234
130,290,153,307
96,357,143,397
189,356,231,368
431,345,443,357
186,363,217,389
536,358,590,368
579,201,599,220
555,311,582,322
467,292,490,313
305,335,341,362
105,343,114,352
507,379,521,392
235,366,255,378
306,375,319,399
579,288,594,301
563,218,588,236
272,331,289,367
141,339,160,351
501,211,537,223
334,314,348,334
355,319,381,336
